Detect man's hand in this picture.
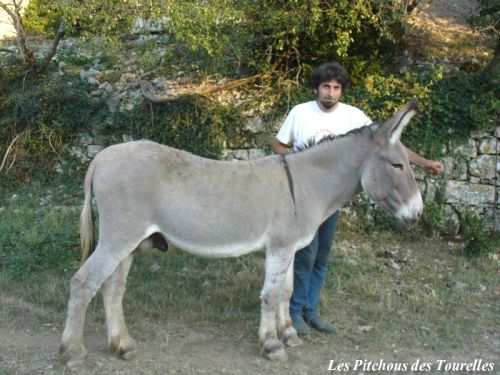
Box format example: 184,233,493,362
422,160,444,176
272,138,291,155
404,145,444,176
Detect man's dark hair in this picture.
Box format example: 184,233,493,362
310,62,350,90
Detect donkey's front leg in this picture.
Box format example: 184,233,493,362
277,258,302,348
259,251,293,361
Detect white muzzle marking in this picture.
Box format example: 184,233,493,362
396,193,423,222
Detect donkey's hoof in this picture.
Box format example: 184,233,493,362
60,343,87,369
283,333,303,348
110,337,137,361
263,340,288,361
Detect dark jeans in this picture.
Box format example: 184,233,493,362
289,211,340,320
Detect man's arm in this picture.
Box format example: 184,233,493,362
272,138,291,155
404,145,444,176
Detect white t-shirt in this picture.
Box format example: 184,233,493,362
276,101,372,151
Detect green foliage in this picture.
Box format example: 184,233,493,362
22,0,407,75
0,71,107,181
23,0,145,39
421,180,447,234
460,211,494,258
161,0,407,75
107,98,243,159
0,184,81,279
23,0,64,34
341,67,499,160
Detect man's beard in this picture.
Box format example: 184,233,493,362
319,99,337,109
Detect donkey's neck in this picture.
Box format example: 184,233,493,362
286,129,375,228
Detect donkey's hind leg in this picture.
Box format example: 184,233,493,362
60,244,135,369
259,250,294,361
277,258,302,348
101,252,136,360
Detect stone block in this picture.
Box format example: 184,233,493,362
248,148,266,159
454,157,468,181
232,149,249,160
87,145,104,158
453,139,477,158
469,154,498,181
244,117,264,133
479,138,498,154
439,204,460,236
445,181,495,205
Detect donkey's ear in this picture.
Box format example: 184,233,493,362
376,98,419,145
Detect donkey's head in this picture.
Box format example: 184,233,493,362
360,99,423,227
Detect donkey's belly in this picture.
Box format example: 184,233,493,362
167,232,268,258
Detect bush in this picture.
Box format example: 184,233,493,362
460,211,494,257
23,0,64,35
107,98,243,160
0,71,107,182
22,0,408,76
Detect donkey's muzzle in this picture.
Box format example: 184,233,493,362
395,194,423,228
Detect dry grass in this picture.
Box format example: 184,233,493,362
404,0,495,68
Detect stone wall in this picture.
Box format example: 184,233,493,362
433,128,499,234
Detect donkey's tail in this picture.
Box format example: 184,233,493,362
80,159,97,263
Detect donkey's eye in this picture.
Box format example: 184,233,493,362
392,163,404,170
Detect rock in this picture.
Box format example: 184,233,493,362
445,181,495,205
442,156,454,179
99,82,114,93
424,179,437,202
424,284,436,297
87,77,99,85
386,259,401,271
79,68,100,81
471,130,492,139
358,325,373,333
478,138,498,154
70,146,87,161
453,157,468,181
87,145,104,158
244,117,264,133
455,281,468,291
149,262,161,273
248,148,266,159
439,204,460,235
232,149,249,160
79,134,94,145
453,139,477,158
132,16,170,34
469,154,498,182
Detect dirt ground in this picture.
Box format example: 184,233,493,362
1,235,498,375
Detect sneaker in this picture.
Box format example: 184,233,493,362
306,316,336,334
291,315,311,336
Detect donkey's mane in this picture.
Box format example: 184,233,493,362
293,122,378,153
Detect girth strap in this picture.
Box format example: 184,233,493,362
281,155,296,208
